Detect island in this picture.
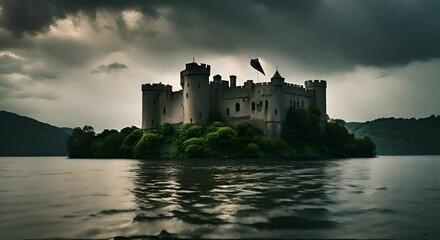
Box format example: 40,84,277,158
67,61,375,159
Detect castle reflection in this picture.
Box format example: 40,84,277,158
130,158,342,234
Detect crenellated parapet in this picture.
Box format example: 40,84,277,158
181,62,210,77
305,80,327,89
142,83,172,92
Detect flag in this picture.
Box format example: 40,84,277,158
250,58,265,75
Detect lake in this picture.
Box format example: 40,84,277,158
0,156,439,239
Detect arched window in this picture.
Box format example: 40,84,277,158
190,118,193,123
235,103,240,112
163,107,166,114
186,93,188,98
226,108,230,116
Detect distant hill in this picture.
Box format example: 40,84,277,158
0,111,72,156
345,115,440,155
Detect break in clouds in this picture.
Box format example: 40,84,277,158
0,0,439,130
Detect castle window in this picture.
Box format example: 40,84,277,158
297,101,300,108
186,93,188,98
302,100,304,108
260,101,262,107
243,98,245,102
190,118,193,123
187,83,189,88
199,112,202,118
226,108,230,116
252,102,255,111
275,110,278,115
235,103,240,112
152,119,154,125
163,107,166,114
153,99,156,104
265,100,268,110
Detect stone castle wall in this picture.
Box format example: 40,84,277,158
141,62,327,138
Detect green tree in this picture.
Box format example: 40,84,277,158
132,132,163,159
183,137,209,157
67,125,96,158
121,129,143,157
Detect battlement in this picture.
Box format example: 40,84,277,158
142,83,172,91
284,82,305,89
305,79,327,88
181,62,211,76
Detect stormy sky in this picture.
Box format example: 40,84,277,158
0,0,439,131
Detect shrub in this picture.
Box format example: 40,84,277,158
132,132,163,158
241,143,263,157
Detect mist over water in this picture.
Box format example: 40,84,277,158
0,156,439,239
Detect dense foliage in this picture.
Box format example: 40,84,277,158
67,109,376,159
345,115,440,155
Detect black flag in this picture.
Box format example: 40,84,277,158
250,58,265,75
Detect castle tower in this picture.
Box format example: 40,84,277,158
141,83,168,129
181,62,211,124
267,70,285,138
305,80,327,122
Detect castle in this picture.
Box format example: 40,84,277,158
142,62,327,138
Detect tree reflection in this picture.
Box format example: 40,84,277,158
130,159,342,233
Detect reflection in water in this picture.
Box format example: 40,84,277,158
130,159,342,238
1,156,440,239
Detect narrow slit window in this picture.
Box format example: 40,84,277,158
252,102,255,111
275,110,278,115
226,108,230,116
235,103,240,112
265,100,268,110
163,107,166,114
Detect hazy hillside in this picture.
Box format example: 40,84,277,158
0,111,72,156
345,115,440,155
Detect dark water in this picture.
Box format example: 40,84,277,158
1,156,440,239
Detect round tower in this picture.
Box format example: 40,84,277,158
181,62,211,124
305,80,327,122
141,83,167,129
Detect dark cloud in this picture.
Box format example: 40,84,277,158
91,62,128,74
1,0,439,71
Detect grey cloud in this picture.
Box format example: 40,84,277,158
91,62,128,74
1,0,439,71
0,52,59,79
0,0,440,71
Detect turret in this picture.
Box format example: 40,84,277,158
229,75,237,88
181,62,211,123
305,80,327,122
271,70,285,86
141,83,171,129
